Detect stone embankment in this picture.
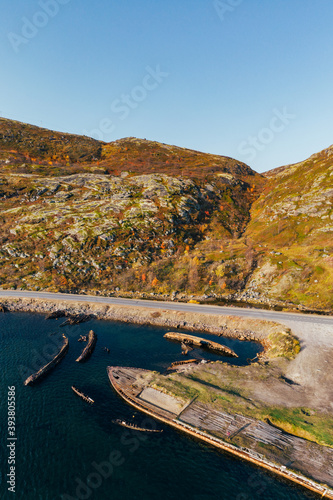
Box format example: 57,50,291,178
0,297,289,346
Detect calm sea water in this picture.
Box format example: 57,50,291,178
0,312,317,500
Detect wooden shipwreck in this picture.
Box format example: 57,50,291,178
72,386,94,404
112,419,163,432
164,332,238,357
107,366,333,499
168,359,201,369
24,335,69,386
76,330,97,362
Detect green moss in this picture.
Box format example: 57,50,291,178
153,371,333,447
267,330,300,359
265,407,333,447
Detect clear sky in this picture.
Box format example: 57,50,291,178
1,0,333,172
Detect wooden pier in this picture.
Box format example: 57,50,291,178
107,366,333,499
164,332,238,357
76,330,97,362
24,335,69,386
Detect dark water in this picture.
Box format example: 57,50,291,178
0,312,317,500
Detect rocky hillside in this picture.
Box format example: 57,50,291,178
0,117,102,165
0,118,332,312
0,118,263,299
239,145,333,310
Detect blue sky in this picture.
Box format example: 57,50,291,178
1,0,333,172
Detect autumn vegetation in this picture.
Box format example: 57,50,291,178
0,118,332,312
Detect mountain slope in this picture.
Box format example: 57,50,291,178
239,145,333,309
0,117,102,165
0,118,332,311
0,118,263,298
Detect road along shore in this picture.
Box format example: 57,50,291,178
0,295,291,347
2,292,333,495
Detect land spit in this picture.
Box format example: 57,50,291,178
108,366,333,499
24,334,69,386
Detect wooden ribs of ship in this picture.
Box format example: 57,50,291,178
181,342,192,355
168,359,201,369
60,314,93,327
46,310,94,325
72,386,94,404
24,335,69,386
76,330,97,362
113,419,163,432
164,332,238,357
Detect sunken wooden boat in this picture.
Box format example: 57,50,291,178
60,314,93,327
46,310,94,325
71,386,94,404
24,335,69,386
164,332,238,357
167,359,201,369
112,419,163,433
76,330,97,362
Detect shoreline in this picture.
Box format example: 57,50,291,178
0,295,291,346
2,293,333,496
